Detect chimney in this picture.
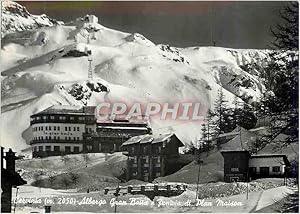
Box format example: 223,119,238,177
5,148,16,172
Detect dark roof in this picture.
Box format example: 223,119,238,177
220,150,251,158
122,132,183,147
220,150,250,154
31,105,95,116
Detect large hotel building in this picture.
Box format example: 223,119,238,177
30,105,151,158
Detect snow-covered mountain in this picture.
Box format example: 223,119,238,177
1,1,271,152
1,0,62,38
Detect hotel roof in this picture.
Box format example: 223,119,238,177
31,105,95,116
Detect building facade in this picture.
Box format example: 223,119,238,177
84,119,152,153
221,150,291,182
30,105,152,157
221,151,250,182
121,133,184,182
30,105,96,157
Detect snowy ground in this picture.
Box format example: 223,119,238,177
12,182,296,213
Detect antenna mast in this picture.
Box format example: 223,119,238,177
87,50,93,80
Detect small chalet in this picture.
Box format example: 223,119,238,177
121,133,184,182
221,150,291,182
249,154,291,179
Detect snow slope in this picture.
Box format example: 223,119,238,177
1,1,270,152
1,0,62,38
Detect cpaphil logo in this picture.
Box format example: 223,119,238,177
95,102,205,121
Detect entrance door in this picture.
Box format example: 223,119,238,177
260,167,270,177
230,177,239,182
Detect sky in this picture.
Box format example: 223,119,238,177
17,1,293,49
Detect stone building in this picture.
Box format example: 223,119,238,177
121,133,184,182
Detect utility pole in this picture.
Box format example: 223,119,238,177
195,143,201,202
246,169,249,200
13,187,19,213
114,181,120,213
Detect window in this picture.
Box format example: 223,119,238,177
77,137,80,140
74,147,79,153
54,146,60,152
58,126,60,131
133,156,137,164
158,146,161,153
38,146,43,151
59,116,66,120
272,166,280,172
69,127,71,131
50,116,55,120
41,127,43,131
74,127,76,131
54,126,56,131
65,127,67,131
46,146,51,151
58,136,60,140
46,126,48,131
65,146,71,153
70,116,75,120
131,147,135,154
49,126,51,131
144,156,149,164
77,127,80,131
34,146,37,152
43,116,47,120
79,117,85,121
143,146,150,154
36,116,41,120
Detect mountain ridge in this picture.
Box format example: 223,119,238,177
1,1,271,153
